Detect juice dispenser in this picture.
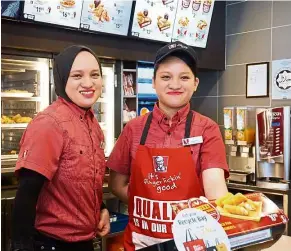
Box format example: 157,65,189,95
256,106,291,190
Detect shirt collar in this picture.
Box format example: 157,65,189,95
59,97,95,120
153,102,190,124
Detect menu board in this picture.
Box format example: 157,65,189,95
23,0,83,28
131,0,179,43
80,0,133,36
172,0,215,48
1,0,22,19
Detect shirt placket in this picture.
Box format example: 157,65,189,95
85,115,98,234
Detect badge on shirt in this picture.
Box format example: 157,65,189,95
182,136,203,146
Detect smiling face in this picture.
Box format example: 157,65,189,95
153,56,199,113
65,51,102,108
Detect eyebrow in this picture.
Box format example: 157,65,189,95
70,69,100,73
158,71,192,74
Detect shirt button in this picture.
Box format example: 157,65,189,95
167,132,171,136
80,115,83,121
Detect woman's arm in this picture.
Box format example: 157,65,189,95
202,168,228,200
109,170,129,204
11,169,46,251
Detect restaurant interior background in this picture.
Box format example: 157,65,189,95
1,1,291,251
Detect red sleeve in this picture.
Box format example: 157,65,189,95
200,121,229,178
107,125,131,175
15,114,64,180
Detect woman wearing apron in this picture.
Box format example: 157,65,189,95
107,41,229,250
11,45,110,251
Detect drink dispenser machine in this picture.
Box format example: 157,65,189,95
256,106,291,190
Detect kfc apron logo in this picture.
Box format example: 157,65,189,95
153,156,169,173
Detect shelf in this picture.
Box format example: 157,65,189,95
1,95,42,101
104,231,124,239
1,167,15,174
123,69,136,73
1,123,28,129
124,95,136,98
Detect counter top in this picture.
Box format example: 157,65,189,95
227,182,291,195
243,235,291,251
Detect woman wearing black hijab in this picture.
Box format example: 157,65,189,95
11,45,110,251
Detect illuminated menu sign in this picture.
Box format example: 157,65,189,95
131,0,179,43
80,0,133,36
23,0,83,28
171,0,215,48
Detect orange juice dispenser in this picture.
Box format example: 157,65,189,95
224,107,256,185
255,106,291,190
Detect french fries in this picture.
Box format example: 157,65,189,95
216,192,263,221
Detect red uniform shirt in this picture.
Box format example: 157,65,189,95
107,103,229,181
15,97,106,242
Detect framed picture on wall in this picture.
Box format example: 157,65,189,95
246,62,269,98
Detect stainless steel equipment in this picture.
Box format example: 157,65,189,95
227,145,256,185
224,106,257,185
1,55,50,173
256,106,291,190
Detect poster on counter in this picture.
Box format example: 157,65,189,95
172,0,215,48
131,0,179,43
23,0,83,28
172,208,231,251
171,192,288,250
80,0,133,36
272,58,291,100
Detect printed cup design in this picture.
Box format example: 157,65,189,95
182,0,191,8
192,0,202,11
203,0,212,13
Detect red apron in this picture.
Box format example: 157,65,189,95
124,111,205,250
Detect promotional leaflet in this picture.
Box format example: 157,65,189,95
80,0,133,36
172,0,215,48
171,192,288,250
23,0,83,28
131,0,179,43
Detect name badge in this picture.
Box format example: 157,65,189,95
182,136,203,146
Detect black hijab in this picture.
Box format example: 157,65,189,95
53,45,102,102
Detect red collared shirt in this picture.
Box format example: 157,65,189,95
15,97,106,242
107,103,229,179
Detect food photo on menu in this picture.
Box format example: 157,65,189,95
80,0,133,36
131,0,178,42
171,0,215,48
137,9,152,28
23,0,82,28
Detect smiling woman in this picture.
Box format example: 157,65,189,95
65,50,103,108
11,45,110,251
107,41,229,250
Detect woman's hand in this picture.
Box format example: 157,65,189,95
97,208,110,237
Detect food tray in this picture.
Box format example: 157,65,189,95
110,212,129,233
